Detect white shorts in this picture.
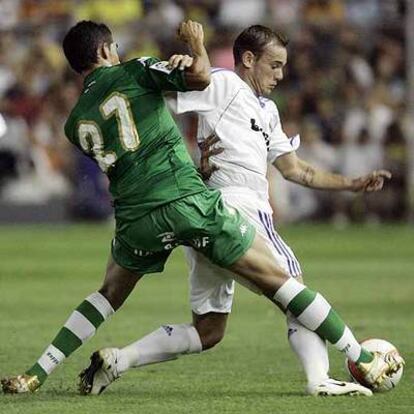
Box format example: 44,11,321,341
185,190,302,315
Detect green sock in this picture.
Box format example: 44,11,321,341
357,348,374,364
274,278,372,363
26,292,114,384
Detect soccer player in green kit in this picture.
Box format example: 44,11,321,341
1,20,403,395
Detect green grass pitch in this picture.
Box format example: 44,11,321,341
0,223,412,414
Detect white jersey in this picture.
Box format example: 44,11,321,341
167,69,295,212
168,69,302,314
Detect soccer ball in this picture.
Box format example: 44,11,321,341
346,338,404,392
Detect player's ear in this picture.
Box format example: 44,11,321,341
241,51,256,69
98,42,112,63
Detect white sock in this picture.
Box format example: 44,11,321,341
287,312,329,386
117,324,202,373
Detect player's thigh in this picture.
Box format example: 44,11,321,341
229,232,291,295
112,213,173,275
252,224,303,280
171,190,257,268
185,246,236,315
174,191,289,296
226,201,302,279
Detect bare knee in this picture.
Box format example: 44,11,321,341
193,312,228,351
99,258,142,310
99,283,126,311
199,328,225,350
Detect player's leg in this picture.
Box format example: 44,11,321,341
228,233,403,388
285,292,372,395
188,224,364,394
167,190,402,387
113,247,232,369
78,249,232,395
115,248,232,370
230,234,362,358
286,286,329,387
115,312,227,372
210,221,354,393
184,196,333,388
286,294,372,396
257,212,374,395
77,311,228,395
1,255,142,394
243,208,331,387
245,206,329,386
166,190,404,389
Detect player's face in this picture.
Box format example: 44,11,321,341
253,42,287,96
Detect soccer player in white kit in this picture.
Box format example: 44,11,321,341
73,25,396,396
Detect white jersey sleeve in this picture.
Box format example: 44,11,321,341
266,101,295,163
167,69,240,115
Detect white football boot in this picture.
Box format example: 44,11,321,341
79,348,121,395
356,351,405,389
307,378,373,396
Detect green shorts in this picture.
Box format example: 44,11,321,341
111,189,255,274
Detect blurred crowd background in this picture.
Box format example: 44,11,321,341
0,0,411,224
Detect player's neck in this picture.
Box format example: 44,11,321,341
82,60,113,80
235,67,261,96
82,65,101,80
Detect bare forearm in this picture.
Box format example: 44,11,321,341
289,160,353,191
185,42,210,89
178,20,211,90
275,152,391,193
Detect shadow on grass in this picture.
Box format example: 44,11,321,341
1,388,305,402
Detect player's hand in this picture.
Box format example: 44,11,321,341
351,169,392,192
198,133,224,181
177,20,204,48
168,54,194,71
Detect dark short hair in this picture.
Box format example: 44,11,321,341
233,25,289,66
63,20,113,74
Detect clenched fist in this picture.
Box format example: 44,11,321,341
177,20,204,49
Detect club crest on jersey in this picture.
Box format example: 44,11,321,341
149,61,173,74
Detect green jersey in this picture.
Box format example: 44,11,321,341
64,57,206,221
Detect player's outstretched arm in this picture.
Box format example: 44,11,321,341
274,151,392,192
172,20,211,90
